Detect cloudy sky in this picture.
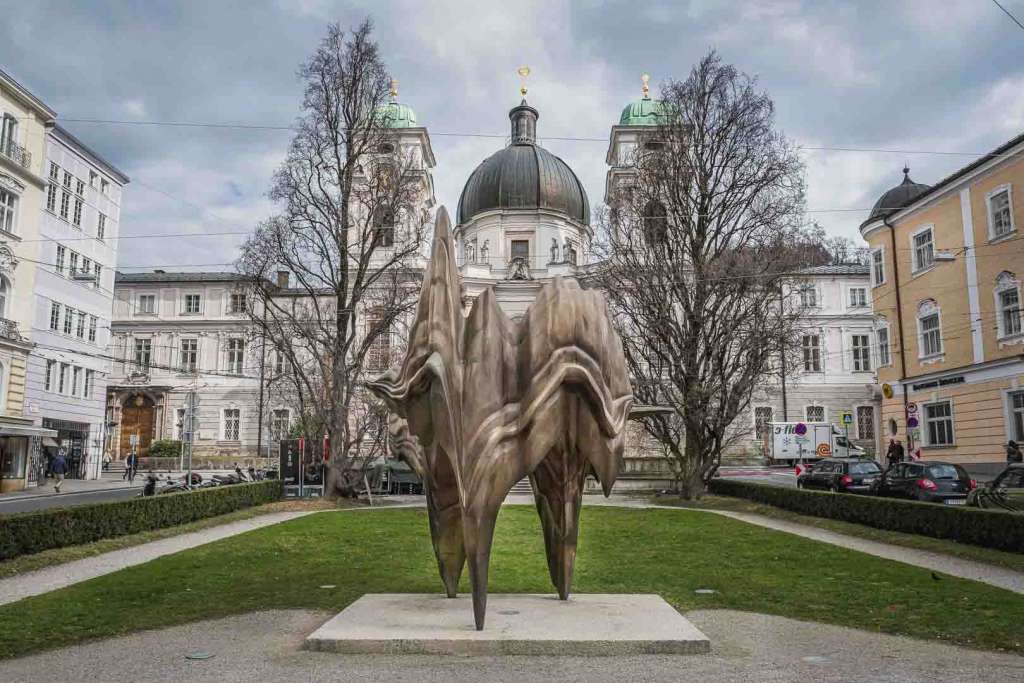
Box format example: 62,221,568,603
5,0,1024,271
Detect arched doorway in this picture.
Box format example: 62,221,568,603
120,394,156,458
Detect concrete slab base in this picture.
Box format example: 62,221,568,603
304,593,710,655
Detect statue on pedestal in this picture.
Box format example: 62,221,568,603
550,237,560,263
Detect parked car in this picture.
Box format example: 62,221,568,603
796,458,882,493
967,463,1024,512
873,461,976,505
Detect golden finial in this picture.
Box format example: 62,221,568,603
389,79,399,102
641,73,650,99
517,66,531,99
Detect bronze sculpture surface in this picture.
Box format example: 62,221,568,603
368,206,636,630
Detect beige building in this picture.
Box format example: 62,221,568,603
860,132,1024,473
0,68,58,491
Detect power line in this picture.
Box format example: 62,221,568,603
991,0,1024,32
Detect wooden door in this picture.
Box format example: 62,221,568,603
120,395,156,458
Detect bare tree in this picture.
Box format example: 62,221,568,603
238,20,429,496
593,51,817,498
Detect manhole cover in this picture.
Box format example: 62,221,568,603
498,609,520,615
694,589,717,595
185,652,215,661
801,656,831,664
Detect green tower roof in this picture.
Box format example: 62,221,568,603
618,96,668,126
376,100,418,128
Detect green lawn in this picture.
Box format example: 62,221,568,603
1,505,1022,659
657,494,1024,574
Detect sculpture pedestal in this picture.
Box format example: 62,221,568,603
304,593,710,655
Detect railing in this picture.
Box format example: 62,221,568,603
0,139,32,170
0,317,22,341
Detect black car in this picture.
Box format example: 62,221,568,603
797,458,882,493
967,463,1024,512
873,460,976,505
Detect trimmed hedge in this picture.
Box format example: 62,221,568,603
708,479,1024,553
0,480,283,561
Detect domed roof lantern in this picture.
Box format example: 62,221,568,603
376,79,419,129
861,164,932,227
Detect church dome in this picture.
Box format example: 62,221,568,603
619,96,668,126
861,167,931,227
457,102,590,225
376,100,418,128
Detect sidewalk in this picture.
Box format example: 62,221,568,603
0,475,143,501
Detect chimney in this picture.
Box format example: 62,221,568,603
276,271,289,288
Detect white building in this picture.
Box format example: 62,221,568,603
24,125,128,480
746,264,882,457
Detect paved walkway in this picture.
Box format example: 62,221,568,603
2,608,1022,682
0,511,315,607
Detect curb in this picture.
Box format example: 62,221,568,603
0,484,142,504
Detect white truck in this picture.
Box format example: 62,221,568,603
768,422,866,465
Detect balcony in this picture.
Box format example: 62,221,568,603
0,318,22,342
0,139,32,171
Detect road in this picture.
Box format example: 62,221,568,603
0,484,142,515
716,465,797,488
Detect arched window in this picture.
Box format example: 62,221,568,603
372,206,395,248
0,275,7,319
995,271,1022,339
642,201,667,244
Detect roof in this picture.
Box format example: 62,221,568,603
457,102,590,225
799,264,870,276
114,271,251,285
0,67,57,119
376,100,418,129
619,96,668,126
860,169,931,228
51,125,130,184
861,130,1024,229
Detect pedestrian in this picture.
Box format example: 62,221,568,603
102,452,112,472
894,439,906,464
1007,440,1023,464
885,439,898,469
126,451,138,484
51,448,68,493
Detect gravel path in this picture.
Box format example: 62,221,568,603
0,511,316,607
1,608,1021,682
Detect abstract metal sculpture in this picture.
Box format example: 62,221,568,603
368,206,636,630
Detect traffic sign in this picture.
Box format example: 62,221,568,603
794,422,807,436
841,412,853,425
907,416,919,429
906,402,918,415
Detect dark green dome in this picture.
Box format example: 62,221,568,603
457,102,590,225
619,96,668,126
376,101,418,128
861,167,931,227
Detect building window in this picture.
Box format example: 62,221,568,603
0,188,16,234
50,302,61,331
101,178,109,195
918,300,943,358
63,308,74,335
806,405,825,422
871,247,885,287
84,370,94,399
76,310,86,338
97,213,106,240
138,294,155,314
271,409,290,441
134,339,152,371
183,294,201,314
81,257,91,277
229,292,246,314
55,245,66,274
1010,390,1024,442
848,287,867,308
802,334,821,372
987,185,1014,239
642,201,668,244
88,315,97,343
59,189,70,220
46,164,59,212
58,363,69,394
995,272,1022,339
72,197,83,227
180,339,198,373
89,170,98,188
754,406,773,440
856,406,875,440
227,339,244,374
44,360,56,392
72,367,82,396
94,263,101,289
911,226,935,272
511,239,530,263
851,334,871,372
876,323,891,367
372,206,395,248
274,348,286,375
799,284,817,309
223,409,240,441
69,252,78,275
923,400,954,446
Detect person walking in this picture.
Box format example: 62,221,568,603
51,448,68,493
1007,440,1023,464
126,450,139,484
894,439,906,464
885,439,898,469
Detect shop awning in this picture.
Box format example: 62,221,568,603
0,424,59,438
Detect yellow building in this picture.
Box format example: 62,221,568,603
860,132,1024,474
0,68,57,491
